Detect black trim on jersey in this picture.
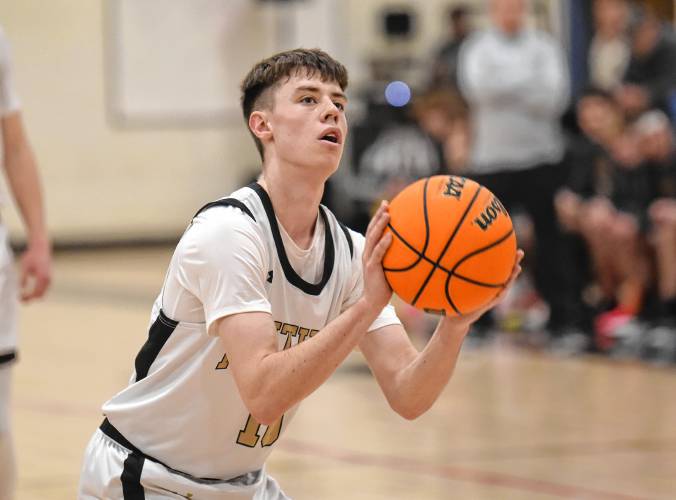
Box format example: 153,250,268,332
249,182,335,296
121,452,145,499
100,418,223,482
337,221,354,259
0,351,17,366
192,198,256,222
134,310,179,382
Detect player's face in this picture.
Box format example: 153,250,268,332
267,73,348,174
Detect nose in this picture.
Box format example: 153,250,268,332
321,98,340,123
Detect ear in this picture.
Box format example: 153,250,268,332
249,111,272,142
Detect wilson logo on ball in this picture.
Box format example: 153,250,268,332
473,197,508,232
442,177,466,199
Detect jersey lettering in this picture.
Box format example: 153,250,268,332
215,321,318,370
235,320,317,448
215,354,229,370
236,414,284,448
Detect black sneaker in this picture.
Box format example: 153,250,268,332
641,321,676,366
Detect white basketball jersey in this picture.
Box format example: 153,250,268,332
101,183,400,481
0,25,21,208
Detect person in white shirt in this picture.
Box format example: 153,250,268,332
588,0,631,92
78,48,522,499
458,0,586,347
0,24,52,500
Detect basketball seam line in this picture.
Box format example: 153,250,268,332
386,226,514,287
449,228,515,277
452,273,505,288
383,178,432,273
444,271,463,315
411,184,483,307
445,228,515,315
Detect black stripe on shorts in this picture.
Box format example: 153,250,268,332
121,452,146,499
0,351,17,366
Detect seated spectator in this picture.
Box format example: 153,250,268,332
411,87,469,173
555,89,653,347
615,6,676,119
639,111,676,362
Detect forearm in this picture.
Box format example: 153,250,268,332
2,114,48,245
518,83,569,118
4,147,48,244
460,51,530,105
388,320,469,419
246,299,380,423
462,73,529,105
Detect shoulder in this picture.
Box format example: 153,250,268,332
461,30,491,53
529,29,560,50
177,201,266,264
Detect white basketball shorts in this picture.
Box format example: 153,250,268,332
0,224,17,361
78,428,291,499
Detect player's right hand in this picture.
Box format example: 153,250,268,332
360,200,393,315
20,239,52,302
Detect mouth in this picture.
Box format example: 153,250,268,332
319,129,342,145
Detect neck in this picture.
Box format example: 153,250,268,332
258,159,326,249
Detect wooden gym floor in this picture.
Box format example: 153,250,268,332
11,247,676,499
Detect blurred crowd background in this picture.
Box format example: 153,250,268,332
332,0,676,365
2,0,676,364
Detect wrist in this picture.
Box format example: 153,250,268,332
437,317,471,340
353,297,381,326
27,232,51,251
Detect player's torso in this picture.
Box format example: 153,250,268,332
103,183,356,480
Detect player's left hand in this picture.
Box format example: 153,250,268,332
439,249,524,334
19,240,52,302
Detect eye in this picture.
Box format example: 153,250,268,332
334,101,345,111
300,96,317,105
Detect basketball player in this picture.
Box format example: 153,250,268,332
0,24,52,500
78,48,523,499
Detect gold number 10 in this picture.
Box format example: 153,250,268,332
236,414,284,448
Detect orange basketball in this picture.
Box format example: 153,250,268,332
383,175,517,316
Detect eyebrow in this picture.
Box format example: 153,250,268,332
295,85,347,101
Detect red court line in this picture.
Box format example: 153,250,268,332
278,438,651,500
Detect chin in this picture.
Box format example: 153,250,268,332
315,159,340,175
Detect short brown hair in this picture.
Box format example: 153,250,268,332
240,48,349,159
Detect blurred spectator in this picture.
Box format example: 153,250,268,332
411,87,469,172
557,90,676,359
588,0,631,92
458,0,585,347
345,92,443,233
358,123,441,200
615,5,676,119
428,5,473,89
640,111,676,362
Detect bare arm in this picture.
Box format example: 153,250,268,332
359,250,524,420
217,202,394,425
2,112,51,301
